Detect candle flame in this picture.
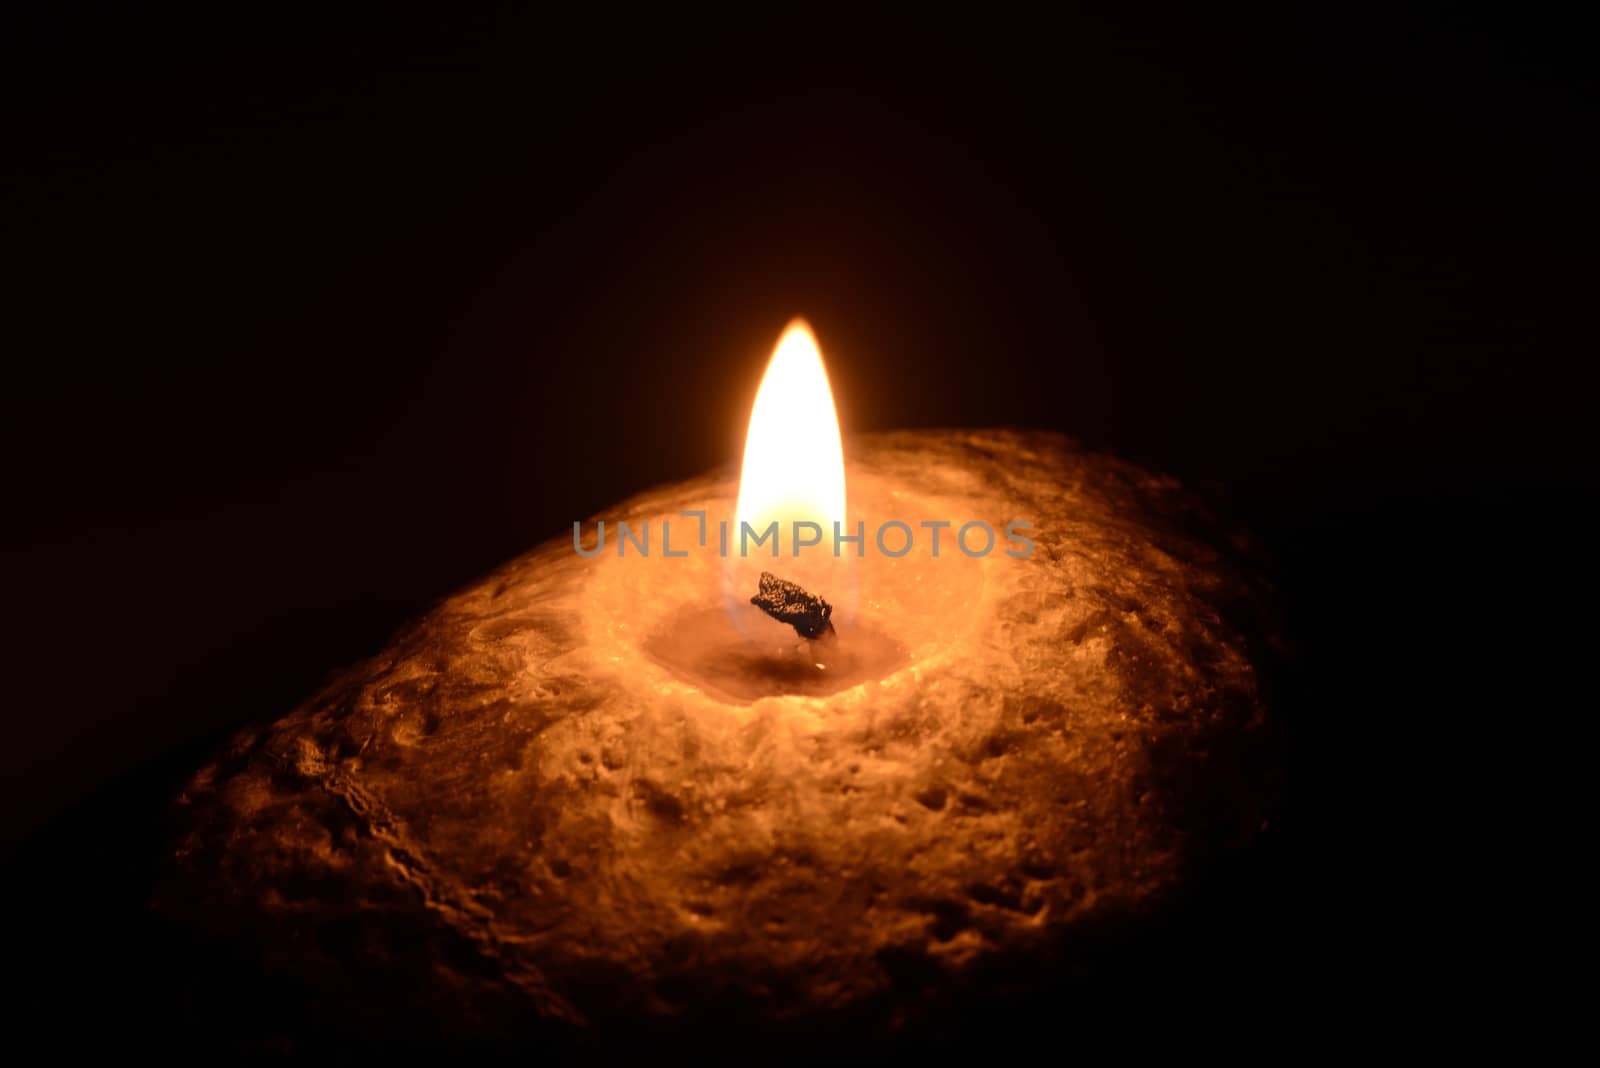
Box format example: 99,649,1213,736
736,319,846,537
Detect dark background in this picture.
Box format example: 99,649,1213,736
2,5,1585,1049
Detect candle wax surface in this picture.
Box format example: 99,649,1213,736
159,429,1276,1043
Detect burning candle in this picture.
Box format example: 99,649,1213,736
604,319,1004,701
160,319,1275,1044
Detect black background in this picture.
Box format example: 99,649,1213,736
3,5,1586,1050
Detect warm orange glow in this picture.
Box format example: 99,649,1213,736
735,319,846,538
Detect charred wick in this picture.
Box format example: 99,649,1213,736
750,572,836,640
